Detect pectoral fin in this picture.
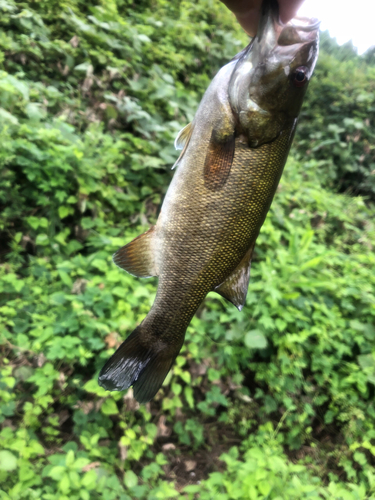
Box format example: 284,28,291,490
204,134,235,191
113,226,157,278
215,243,255,311
172,122,194,169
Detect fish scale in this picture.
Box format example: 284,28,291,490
158,124,295,292
99,0,319,403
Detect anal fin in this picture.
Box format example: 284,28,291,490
215,243,255,311
113,226,157,278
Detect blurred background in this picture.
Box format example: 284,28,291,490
299,0,375,55
1,0,375,498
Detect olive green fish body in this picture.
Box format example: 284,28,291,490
154,124,297,315
99,0,319,402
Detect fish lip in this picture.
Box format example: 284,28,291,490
289,17,321,33
277,24,320,47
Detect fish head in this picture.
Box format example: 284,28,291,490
229,0,319,147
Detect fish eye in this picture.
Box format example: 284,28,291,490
292,66,308,87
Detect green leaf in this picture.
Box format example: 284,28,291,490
48,465,65,480
358,354,375,370
83,379,108,397
35,233,49,246
184,386,194,409
0,450,17,471
58,206,71,219
258,481,271,496
91,259,108,272
101,398,119,415
59,473,71,493
0,107,18,124
65,450,75,467
244,330,268,349
124,470,138,489
72,458,90,470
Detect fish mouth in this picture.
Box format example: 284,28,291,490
278,17,320,46
290,17,321,33
256,0,320,47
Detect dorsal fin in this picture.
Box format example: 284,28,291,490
172,122,194,170
113,226,158,278
215,243,255,311
204,133,235,191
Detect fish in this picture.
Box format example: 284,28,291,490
98,0,319,403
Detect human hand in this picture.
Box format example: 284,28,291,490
221,0,305,36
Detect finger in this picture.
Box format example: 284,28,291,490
221,0,305,37
221,0,262,36
279,0,305,24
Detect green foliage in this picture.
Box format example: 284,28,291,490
294,31,375,199
185,424,373,499
1,0,375,498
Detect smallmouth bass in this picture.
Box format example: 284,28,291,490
99,0,319,402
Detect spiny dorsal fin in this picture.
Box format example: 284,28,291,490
113,226,157,278
215,243,255,311
172,122,194,170
204,133,235,191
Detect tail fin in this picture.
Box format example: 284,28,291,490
98,324,180,403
